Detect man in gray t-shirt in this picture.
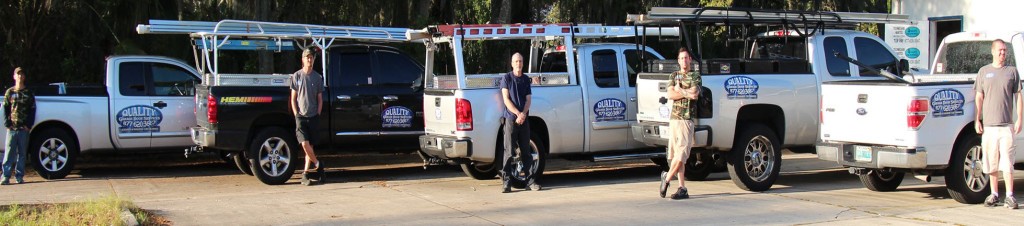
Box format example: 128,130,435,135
973,39,1022,208
291,48,325,185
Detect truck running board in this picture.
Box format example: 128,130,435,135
591,152,665,162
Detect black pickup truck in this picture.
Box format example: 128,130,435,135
191,44,425,184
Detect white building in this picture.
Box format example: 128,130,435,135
891,0,1024,70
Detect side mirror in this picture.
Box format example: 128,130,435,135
899,59,910,74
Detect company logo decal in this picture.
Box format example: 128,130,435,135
594,98,626,122
724,76,759,99
931,89,965,117
383,106,414,128
117,105,163,133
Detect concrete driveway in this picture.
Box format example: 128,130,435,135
0,151,1021,225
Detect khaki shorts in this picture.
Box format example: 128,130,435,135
982,126,1016,174
667,119,694,162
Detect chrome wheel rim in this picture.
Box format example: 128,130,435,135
511,142,540,181
258,137,291,177
963,144,989,192
38,138,69,172
744,135,775,182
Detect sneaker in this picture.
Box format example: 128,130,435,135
316,163,327,184
528,183,542,191
659,171,670,198
15,178,23,184
1006,196,1019,209
300,173,311,186
501,178,512,193
670,187,689,200
0,180,8,185
985,194,1000,207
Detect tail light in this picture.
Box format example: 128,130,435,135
907,98,928,130
207,94,218,124
455,98,473,131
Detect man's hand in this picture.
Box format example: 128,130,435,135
516,112,526,125
1016,120,1022,134
975,120,984,134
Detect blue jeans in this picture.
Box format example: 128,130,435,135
3,129,29,180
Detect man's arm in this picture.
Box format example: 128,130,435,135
2,91,11,129
1015,91,1022,134
975,91,985,134
501,88,520,115
25,92,36,128
317,91,323,115
667,80,685,101
290,90,298,116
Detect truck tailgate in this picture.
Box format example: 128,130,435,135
424,89,458,136
820,83,919,146
636,73,671,123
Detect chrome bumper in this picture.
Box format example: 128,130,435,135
190,127,216,147
631,123,669,146
817,142,927,169
419,134,471,159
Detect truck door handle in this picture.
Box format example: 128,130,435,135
337,95,352,101
153,101,167,109
630,97,637,102
383,95,399,101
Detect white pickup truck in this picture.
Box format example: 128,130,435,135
0,56,200,179
817,31,1024,204
630,7,911,191
416,24,675,187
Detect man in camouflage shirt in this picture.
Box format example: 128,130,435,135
2,67,35,185
660,48,701,199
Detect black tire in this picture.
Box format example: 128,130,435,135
859,170,905,192
946,135,990,204
650,157,669,171
505,132,547,189
232,151,254,176
28,128,78,180
247,127,298,185
461,162,499,179
727,123,782,192
685,152,714,181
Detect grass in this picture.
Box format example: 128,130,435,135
0,195,170,225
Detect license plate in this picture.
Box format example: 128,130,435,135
658,126,670,139
854,146,872,162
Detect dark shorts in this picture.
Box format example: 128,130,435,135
295,116,319,144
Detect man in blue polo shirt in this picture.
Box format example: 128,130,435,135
499,52,541,193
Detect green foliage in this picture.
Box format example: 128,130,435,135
0,195,142,226
0,0,891,84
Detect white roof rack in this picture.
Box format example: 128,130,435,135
137,19,418,42
137,19,426,86
420,23,679,41
628,7,909,26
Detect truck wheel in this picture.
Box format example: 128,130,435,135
247,127,298,185
650,157,669,171
685,152,714,181
859,170,904,192
506,133,547,189
461,162,499,179
29,128,78,180
232,151,254,176
727,123,782,192
946,135,990,204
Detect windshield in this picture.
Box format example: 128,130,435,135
935,41,1016,74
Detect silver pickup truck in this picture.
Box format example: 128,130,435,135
0,56,200,179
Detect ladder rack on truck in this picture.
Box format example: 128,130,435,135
414,23,679,89
137,19,424,86
625,7,909,63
